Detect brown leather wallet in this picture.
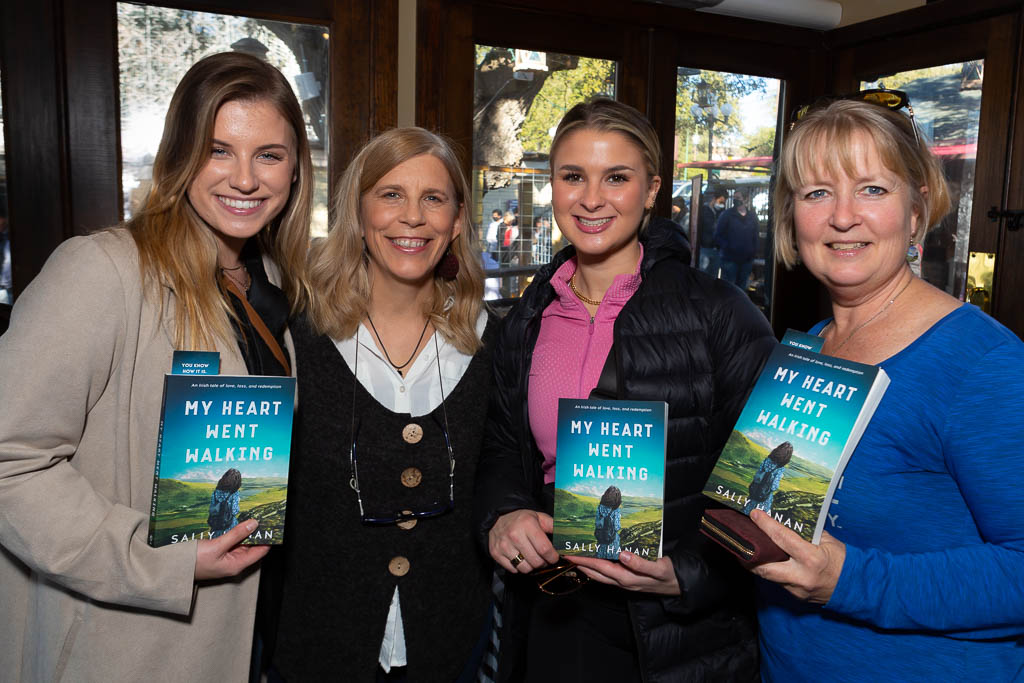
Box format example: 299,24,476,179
700,508,789,567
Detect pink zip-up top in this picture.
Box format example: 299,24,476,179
528,247,643,484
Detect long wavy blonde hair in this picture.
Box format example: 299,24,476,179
306,127,484,355
127,52,313,350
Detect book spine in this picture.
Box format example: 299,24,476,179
148,377,170,547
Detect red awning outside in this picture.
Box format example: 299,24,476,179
678,142,978,171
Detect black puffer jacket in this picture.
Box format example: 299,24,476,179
474,218,776,682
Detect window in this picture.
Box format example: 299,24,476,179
472,46,617,300
862,61,984,302
675,67,782,317
117,3,331,236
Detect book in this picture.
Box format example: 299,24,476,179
702,337,889,544
552,398,668,561
148,372,296,547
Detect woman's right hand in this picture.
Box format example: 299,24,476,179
194,520,270,581
488,509,560,574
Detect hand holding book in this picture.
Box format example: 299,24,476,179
194,519,270,581
748,509,846,604
567,552,680,595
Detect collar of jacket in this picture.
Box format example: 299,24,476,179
511,216,691,323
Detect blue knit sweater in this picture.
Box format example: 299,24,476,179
758,305,1024,681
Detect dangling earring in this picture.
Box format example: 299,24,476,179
906,234,919,263
437,245,460,280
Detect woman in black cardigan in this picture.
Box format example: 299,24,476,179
474,98,776,681
270,128,494,682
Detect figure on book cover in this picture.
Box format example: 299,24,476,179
208,468,242,538
594,486,622,559
743,441,792,515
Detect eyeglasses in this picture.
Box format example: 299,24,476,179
348,418,455,525
347,327,456,525
791,87,920,144
533,557,590,596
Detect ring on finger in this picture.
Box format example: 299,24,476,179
509,552,525,568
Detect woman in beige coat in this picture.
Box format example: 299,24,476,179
0,52,312,681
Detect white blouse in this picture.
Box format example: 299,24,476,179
332,311,486,672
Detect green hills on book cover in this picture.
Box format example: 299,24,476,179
703,341,889,544
148,374,296,547
553,398,667,561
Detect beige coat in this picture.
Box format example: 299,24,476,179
0,230,282,682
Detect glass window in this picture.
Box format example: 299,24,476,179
675,67,782,317
862,61,983,300
117,3,330,236
0,75,9,305
473,46,617,299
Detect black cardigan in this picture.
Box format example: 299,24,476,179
273,315,495,682
474,218,776,682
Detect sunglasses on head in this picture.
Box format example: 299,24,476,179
790,88,919,144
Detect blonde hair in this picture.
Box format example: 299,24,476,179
774,98,951,269
549,97,662,232
306,127,484,355
127,52,313,350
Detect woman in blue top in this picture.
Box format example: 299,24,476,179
750,96,1024,681
742,441,792,515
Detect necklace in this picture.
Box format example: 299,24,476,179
569,273,602,307
365,312,431,374
221,265,251,293
827,277,913,353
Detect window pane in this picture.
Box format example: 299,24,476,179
862,61,983,300
473,46,617,299
675,67,781,318
117,3,330,237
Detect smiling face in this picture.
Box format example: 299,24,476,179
793,132,920,302
361,153,462,291
187,99,297,264
551,128,660,266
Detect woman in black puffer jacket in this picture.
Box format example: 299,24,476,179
474,99,776,682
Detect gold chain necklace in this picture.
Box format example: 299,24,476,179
569,273,602,307
828,277,913,353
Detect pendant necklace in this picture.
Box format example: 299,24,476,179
365,312,431,375
827,277,913,353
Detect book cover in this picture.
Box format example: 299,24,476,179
702,342,889,543
552,398,667,561
148,374,296,547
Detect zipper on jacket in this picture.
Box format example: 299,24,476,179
577,315,596,396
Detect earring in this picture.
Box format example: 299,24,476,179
906,234,919,263
437,246,460,280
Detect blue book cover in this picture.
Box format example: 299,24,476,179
702,343,889,543
148,374,296,547
552,398,667,561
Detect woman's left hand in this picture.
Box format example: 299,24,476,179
567,552,680,595
748,508,845,604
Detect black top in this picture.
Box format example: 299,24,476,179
272,315,495,682
475,217,775,681
226,239,290,377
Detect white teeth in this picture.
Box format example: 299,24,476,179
219,197,262,209
829,242,867,250
391,237,428,248
578,217,610,227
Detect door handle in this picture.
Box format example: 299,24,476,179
987,206,1024,231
